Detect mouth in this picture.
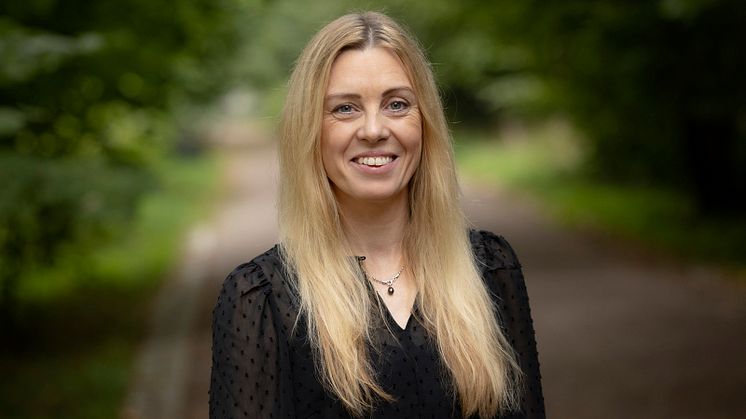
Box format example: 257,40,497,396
352,155,398,167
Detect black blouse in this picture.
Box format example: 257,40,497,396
209,230,545,419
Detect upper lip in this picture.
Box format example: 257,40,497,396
351,151,398,160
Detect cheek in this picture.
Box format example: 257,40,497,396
402,120,423,161
411,141,423,176
320,124,347,179
320,121,333,156
404,122,423,179
320,137,336,176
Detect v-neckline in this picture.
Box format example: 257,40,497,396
373,290,415,332
354,255,415,331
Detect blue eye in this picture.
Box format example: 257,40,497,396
388,100,408,112
334,104,355,114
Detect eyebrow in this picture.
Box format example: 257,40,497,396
324,86,415,102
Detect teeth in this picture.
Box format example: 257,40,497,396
356,156,394,166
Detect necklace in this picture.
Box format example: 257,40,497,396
360,259,405,296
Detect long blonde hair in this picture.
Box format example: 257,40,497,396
278,11,522,418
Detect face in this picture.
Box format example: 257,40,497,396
321,46,422,206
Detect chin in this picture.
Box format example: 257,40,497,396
338,185,408,204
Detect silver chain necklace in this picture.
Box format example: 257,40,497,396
359,257,405,296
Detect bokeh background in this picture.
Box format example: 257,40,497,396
1,1,744,418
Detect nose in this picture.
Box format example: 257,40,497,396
357,111,389,143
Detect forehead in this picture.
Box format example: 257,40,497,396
326,47,413,94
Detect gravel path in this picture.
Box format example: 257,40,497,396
124,135,746,419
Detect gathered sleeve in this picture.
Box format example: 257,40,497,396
209,261,296,419
470,230,546,419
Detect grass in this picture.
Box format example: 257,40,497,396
0,152,220,419
455,120,746,269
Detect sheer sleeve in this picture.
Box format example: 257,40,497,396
209,261,296,419
471,230,546,419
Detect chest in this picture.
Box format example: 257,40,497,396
287,315,461,418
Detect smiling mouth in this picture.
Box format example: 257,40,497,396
354,156,397,167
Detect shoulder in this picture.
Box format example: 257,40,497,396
213,244,301,338
468,229,529,309
468,228,522,271
216,245,294,308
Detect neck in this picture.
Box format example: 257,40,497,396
336,189,409,264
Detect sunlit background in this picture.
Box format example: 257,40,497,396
1,1,744,418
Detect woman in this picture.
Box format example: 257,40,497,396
210,11,544,419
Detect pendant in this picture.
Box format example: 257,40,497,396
387,286,395,295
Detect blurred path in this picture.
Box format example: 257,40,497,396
124,123,745,419
464,183,746,419
122,120,280,419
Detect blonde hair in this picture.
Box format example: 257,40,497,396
278,11,522,417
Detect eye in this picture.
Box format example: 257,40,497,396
387,100,409,113
333,104,356,115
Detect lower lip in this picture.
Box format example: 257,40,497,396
351,157,398,174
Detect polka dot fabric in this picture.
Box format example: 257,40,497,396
209,229,545,418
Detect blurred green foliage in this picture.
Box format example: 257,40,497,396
0,153,218,418
0,0,248,317
456,124,746,266
495,0,746,216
